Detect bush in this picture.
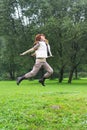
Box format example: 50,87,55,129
78,72,87,78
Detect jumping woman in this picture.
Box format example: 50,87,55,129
17,34,53,86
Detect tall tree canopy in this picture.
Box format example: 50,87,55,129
0,0,87,82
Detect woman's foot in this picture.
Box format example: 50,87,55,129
39,77,45,86
17,76,25,85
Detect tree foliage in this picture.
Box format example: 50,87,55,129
0,0,87,82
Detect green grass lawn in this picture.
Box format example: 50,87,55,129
0,78,87,130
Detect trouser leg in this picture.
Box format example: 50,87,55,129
24,62,42,78
39,62,53,86
43,62,53,78
17,62,42,85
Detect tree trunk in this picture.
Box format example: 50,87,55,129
59,65,65,83
9,71,15,80
75,68,78,79
68,62,80,83
68,67,74,83
9,63,15,80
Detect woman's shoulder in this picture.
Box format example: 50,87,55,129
34,41,39,45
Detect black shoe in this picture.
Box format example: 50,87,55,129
39,78,45,86
17,77,22,85
17,76,25,85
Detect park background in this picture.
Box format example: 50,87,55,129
0,0,87,83
0,0,87,130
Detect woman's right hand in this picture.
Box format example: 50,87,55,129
20,53,25,56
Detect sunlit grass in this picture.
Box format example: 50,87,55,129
0,79,87,130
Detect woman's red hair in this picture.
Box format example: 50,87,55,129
34,34,45,44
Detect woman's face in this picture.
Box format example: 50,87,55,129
40,35,46,41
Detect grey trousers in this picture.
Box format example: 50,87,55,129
24,60,53,79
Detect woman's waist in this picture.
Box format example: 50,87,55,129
36,58,46,62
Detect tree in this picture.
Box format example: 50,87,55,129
0,0,87,81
